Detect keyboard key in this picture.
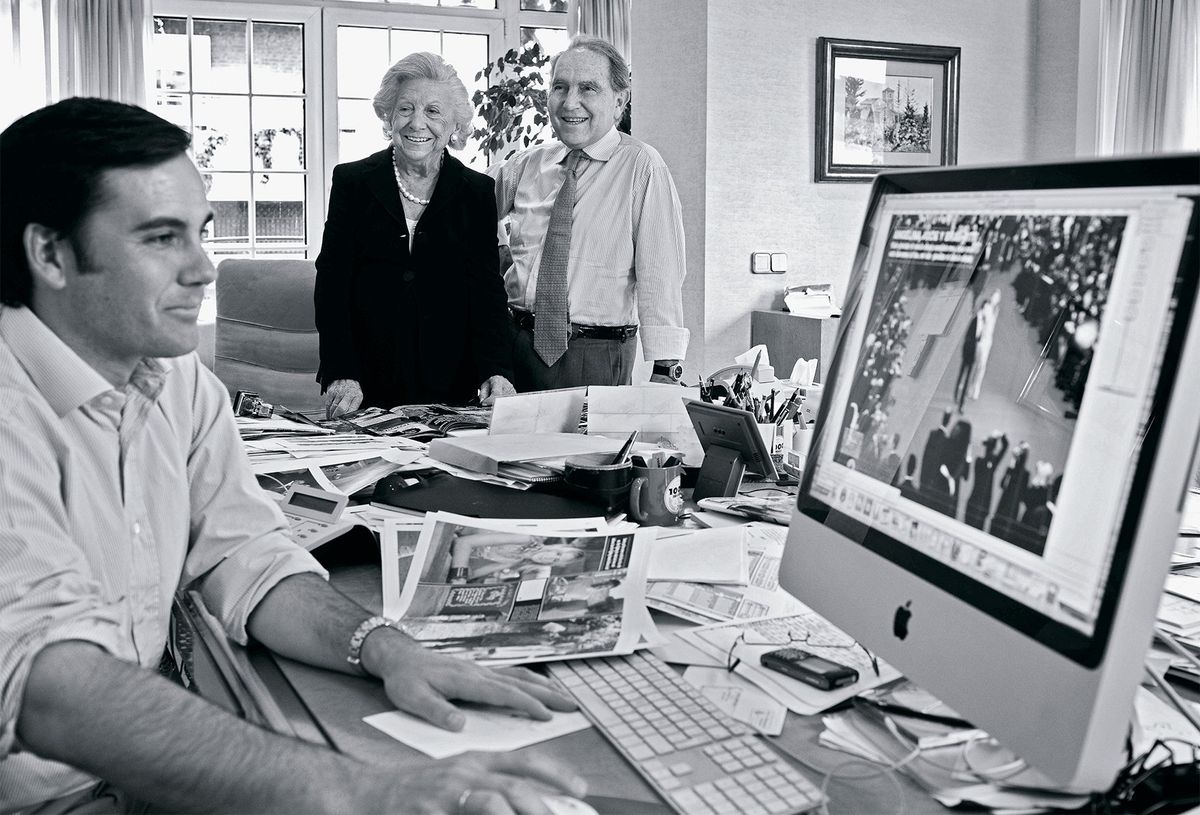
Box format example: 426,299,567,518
548,653,824,815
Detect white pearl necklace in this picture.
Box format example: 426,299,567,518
391,147,441,207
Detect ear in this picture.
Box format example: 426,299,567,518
615,89,630,118
22,223,71,291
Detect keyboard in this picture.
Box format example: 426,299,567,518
548,651,825,815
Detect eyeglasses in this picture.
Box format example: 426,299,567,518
725,626,880,678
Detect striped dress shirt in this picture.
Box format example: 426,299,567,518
0,305,326,810
493,127,690,361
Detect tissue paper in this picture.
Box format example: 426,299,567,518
789,358,818,387
734,345,775,381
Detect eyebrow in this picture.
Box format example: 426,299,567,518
132,213,215,232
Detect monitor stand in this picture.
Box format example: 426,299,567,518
692,445,745,500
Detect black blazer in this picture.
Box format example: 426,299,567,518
314,148,513,408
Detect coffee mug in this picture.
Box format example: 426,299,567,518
629,464,684,526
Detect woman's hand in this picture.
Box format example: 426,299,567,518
478,375,516,406
325,379,363,419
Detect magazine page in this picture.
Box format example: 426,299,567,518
383,512,655,666
645,523,806,623
380,515,612,617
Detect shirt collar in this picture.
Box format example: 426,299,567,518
554,127,621,164
0,305,169,416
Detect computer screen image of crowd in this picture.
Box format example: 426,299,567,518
833,210,1125,557
782,153,1200,794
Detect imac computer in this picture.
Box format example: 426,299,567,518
686,400,779,499
779,154,1200,793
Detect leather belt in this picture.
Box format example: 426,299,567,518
509,308,638,341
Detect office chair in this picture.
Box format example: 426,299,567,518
213,259,323,413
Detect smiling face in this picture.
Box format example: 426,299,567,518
549,49,628,150
389,78,457,168
36,153,215,384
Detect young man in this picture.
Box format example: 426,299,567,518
0,98,584,814
493,35,689,390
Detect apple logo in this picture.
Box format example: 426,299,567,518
893,600,913,640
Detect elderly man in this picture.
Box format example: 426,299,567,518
0,98,584,814
493,35,689,390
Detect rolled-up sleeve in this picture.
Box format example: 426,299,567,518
631,156,689,361
0,396,135,758
181,362,326,646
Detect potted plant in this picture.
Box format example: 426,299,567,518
471,43,551,161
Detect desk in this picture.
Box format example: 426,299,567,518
236,547,946,814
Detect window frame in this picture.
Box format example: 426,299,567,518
151,0,576,257
153,0,324,260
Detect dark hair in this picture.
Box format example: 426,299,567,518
1,98,191,307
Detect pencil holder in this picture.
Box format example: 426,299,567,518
562,453,632,514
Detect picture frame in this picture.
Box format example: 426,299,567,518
815,37,961,183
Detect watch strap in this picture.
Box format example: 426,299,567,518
347,615,392,668
653,362,684,382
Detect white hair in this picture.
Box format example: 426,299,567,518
372,52,473,150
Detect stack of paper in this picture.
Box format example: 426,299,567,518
426,432,623,482
380,512,659,667
645,524,805,624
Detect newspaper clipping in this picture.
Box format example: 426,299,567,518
383,512,655,666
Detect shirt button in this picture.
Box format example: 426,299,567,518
133,521,142,536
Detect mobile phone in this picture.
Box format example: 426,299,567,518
759,647,859,690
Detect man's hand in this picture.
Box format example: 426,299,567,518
363,628,577,731
478,374,517,406
370,751,587,815
325,378,363,419
649,358,683,385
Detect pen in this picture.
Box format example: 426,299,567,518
611,431,638,465
857,697,974,729
773,391,798,425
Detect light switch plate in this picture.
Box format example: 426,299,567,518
770,252,788,272
751,252,771,273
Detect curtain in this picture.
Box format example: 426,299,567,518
58,0,150,105
1095,0,1199,153
1,0,52,128
579,0,631,64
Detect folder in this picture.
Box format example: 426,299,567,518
371,470,603,519
426,432,622,478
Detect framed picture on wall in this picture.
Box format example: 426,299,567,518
815,37,961,183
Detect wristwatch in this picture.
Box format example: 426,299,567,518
653,361,685,382
346,615,393,669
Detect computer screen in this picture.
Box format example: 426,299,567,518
780,154,1200,793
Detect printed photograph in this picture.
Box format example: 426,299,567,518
833,211,1127,555
840,73,933,155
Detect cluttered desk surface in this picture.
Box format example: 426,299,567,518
219,390,1200,815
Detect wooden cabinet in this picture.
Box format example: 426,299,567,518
750,310,840,383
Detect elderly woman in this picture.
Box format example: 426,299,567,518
315,53,516,417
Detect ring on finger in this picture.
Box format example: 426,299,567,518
457,789,472,814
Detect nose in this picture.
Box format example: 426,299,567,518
183,244,217,287
560,86,581,109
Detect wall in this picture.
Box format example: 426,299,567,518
633,0,1082,373
630,3,708,380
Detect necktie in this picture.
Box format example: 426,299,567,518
533,150,583,366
